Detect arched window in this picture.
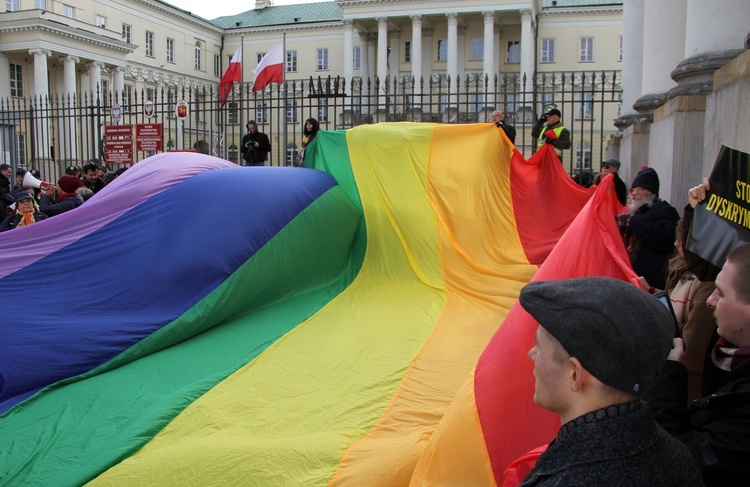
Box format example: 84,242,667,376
194,41,202,71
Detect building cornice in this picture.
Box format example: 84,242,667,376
124,62,215,91
0,16,134,54
224,21,342,37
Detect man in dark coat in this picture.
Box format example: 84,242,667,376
0,164,11,196
241,120,271,166
518,277,703,487
616,167,679,290
81,162,106,194
593,157,627,205
491,110,516,145
644,239,750,486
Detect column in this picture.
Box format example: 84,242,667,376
0,54,10,99
457,25,467,87
634,0,685,113
446,13,459,93
376,17,388,109
389,28,401,81
343,19,354,95
482,11,495,92
79,68,93,161
114,66,125,105
29,49,52,162
618,0,644,119
410,15,423,95
60,56,80,162
519,9,535,105
88,61,104,102
359,32,370,84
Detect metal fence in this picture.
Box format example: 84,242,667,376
0,70,621,184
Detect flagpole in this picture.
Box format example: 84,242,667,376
240,35,245,165
283,32,287,166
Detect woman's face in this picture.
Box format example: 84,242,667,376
306,121,313,131
17,198,34,213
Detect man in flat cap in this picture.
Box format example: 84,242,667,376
616,167,679,290
518,276,703,486
593,157,627,206
531,108,571,161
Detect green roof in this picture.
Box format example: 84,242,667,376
210,1,342,28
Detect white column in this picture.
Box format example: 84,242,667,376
638,0,685,107
359,32,370,84
457,25,466,86
389,28,401,80
60,56,80,162
482,11,495,89
29,49,51,161
60,55,78,99
446,13,458,90
422,27,433,84
410,15,423,94
519,9,535,104
114,66,125,105
343,19,354,95
0,54,10,99
685,0,750,57
88,61,104,101
620,0,644,116
376,17,388,108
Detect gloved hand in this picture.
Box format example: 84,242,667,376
545,137,556,145
537,115,548,125
545,129,558,140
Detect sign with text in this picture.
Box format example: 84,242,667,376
105,151,133,164
687,145,750,268
104,139,133,151
135,123,163,152
104,125,133,137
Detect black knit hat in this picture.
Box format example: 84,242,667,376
519,277,674,396
631,167,660,196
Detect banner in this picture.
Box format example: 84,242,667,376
687,145,750,268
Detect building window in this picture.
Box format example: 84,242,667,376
6,0,19,12
167,38,175,63
62,4,75,19
578,93,594,119
579,37,594,62
122,24,132,44
352,97,362,114
470,38,483,61
404,41,411,62
10,63,23,98
195,41,203,70
353,47,361,69
101,80,109,100
318,99,329,123
16,134,27,166
618,36,623,62
145,31,154,57
287,145,297,166
505,94,518,114
34,0,46,9
286,51,297,72
214,54,220,77
228,102,239,124
228,144,239,163
286,99,298,123
437,40,448,61
576,142,592,170
541,39,555,63
255,52,265,64
256,101,268,124
507,41,520,64
96,15,107,29
123,85,133,113
317,48,329,71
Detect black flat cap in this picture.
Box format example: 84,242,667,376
519,277,674,396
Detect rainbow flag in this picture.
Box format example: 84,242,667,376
0,122,633,485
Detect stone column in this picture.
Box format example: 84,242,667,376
422,27,433,84
389,28,401,80
343,19,354,95
634,0,686,114
114,66,125,105
59,56,80,162
0,54,10,99
457,25,467,87
359,32,373,115
410,15,423,95
29,49,52,161
88,61,104,102
519,9,535,115
375,17,388,110
619,0,644,118
482,11,495,95
446,12,459,90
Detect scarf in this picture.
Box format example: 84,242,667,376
712,337,750,372
300,134,312,151
17,209,36,227
58,192,78,201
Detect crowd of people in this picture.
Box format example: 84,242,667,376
0,161,127,233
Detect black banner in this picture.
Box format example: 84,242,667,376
687,145,750,268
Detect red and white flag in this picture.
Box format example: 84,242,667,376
219,47,242,109
252,43,284,92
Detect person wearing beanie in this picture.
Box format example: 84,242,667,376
531,107,571,161
39,174,84,217
0,191,47,232
615,166,679,290
517,277,703,487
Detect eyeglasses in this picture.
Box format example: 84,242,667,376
601,163,612,169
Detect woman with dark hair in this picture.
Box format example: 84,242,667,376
298,118,320,167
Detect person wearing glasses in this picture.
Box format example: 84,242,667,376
594,158,627,206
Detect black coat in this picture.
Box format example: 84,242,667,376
241,131,271,166
519,401,703,486
645,357,750,486
39,194,83,217
0,211,47,232
625,199,680,289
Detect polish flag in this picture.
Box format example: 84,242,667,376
219,47,241,109
252,43,284,92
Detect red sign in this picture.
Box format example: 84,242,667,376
105,139,133,151
105,151,133,164
105,125,133,137
136,124,163,137
137,138,163,151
